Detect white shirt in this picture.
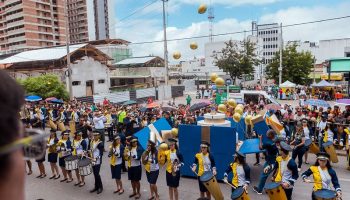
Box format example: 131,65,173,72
93,116,106,129
112,146,122,165
236,165,247,186
281,157,293,186
130,148,141,167
317,121,327,137
303,127,310,139
319,166,332,190
202,154,211,172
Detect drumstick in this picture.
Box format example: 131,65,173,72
222,180,237,189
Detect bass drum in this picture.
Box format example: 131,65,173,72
199,171,224,200
264,182,287,200
231,187,250,200
313,189,336,200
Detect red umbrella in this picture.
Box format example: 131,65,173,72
265,103,282,110
45,97,57,102
147,102,159,109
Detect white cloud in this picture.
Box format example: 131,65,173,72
115,1,350,62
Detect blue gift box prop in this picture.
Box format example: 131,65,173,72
134,118,172,150
228,118,246,141
238,138,265,154
253,120,269,143
178,124,236,180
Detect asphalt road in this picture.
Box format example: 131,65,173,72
25,147,350,200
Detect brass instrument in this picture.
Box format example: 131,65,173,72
123,145,132,161
171,159,180,176
108,145,113,157
47,138,57,153
141,150,150,165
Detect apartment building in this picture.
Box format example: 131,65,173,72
67,0,113,44
0,0,66,53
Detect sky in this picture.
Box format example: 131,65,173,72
113,0,350,62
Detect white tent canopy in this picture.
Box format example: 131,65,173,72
279,80,296,87
311,80,335,87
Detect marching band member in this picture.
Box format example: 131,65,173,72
72,131,87,187
253,130,278,195
223,151,250,193
302,152,342,200
290,122,307,171
109,136,125,195
57,130,73,183
89,132,104,194
191,141,217,200
302,119,311,164
161,138,183,200
47,129,60,180
142,140,160,200
33,108,46,178
124,137,143,199
345,124,350,170
268,142,299,200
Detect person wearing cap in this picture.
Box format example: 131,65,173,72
290,121,307,171
47,129,60,180
72,131,87,187
317,114,328,149
109,135,125,195
124,137,143,199
191,141,216,199
142,140,160,200
266,142,298,200
57,130,73,183
161,138,183,200
253,129,278,195
302,152,342,200
223,151,250,193
89,131,104,194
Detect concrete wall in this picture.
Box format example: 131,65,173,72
70,56,110,97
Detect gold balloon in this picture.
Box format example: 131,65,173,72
171,128,178,137
173,51,181,60
236,104,244,109
218,104,227,113
234,107,243,115
215,77,225,86
233,113,241,123
190,42,198,50
227,99,237,108
159,142,169,151
210,73,218,82
245,115,252,125
198,4,207,14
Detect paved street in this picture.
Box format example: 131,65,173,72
26,147,350,200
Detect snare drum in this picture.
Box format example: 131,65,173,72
231,187,250,200
305,139,312,147
64,155,78,170
264,182,287,200
323,141,338,163
313,189,336,200
78,158,93,176
199,171,224,200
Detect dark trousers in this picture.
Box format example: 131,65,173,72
292,147,306,168
107,127,113,141
93,164,103,190
284,188,293,200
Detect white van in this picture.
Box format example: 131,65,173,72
228,90,280,105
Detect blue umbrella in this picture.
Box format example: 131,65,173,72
305,99,330,108
25,95,42,102
49,99,64,104
122,100,137,106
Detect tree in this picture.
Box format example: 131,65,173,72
18,74,69,100
265,43,314,85
212,39,261,84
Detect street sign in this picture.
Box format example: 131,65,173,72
215,85,241,104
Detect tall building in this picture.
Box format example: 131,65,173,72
255,23,281,65
67,0,113,44
0,0,66,53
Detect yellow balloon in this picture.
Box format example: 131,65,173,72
215,77,225,86
234,107,243,115
227,99,237,108
171,128,178,137
218,104,227,113
190,42,198,50
236,104,244,109
173,51,181,60
233,113,241,123
159,143,169,151
210,73,218,82
198,4,207,14
245,115,252,125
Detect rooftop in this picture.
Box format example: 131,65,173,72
114,56,164,68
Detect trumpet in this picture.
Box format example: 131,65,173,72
171,159,183,176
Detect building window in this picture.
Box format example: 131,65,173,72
72,81,81,86
98,79,105,84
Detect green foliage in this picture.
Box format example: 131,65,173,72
266,43,314,85
212,39,261,84
18,74,69,100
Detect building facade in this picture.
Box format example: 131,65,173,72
0,0,66,54
67,0,113,44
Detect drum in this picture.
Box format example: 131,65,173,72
313,189,336,200
49,120,57,130
199,171,224,200
323,141,338,163
64,155,78,170
69,121,76,136
57,122,66,132
309,142,320,155
78,158,93,176
231,187,250,200
264,182,287,200
305,139,312,147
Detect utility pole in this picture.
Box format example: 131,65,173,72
162,0,169,85
65,0,73,99
278,23,283,86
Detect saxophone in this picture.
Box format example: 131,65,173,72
171,159,179,176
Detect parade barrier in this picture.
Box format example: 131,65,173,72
179,124,236,180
